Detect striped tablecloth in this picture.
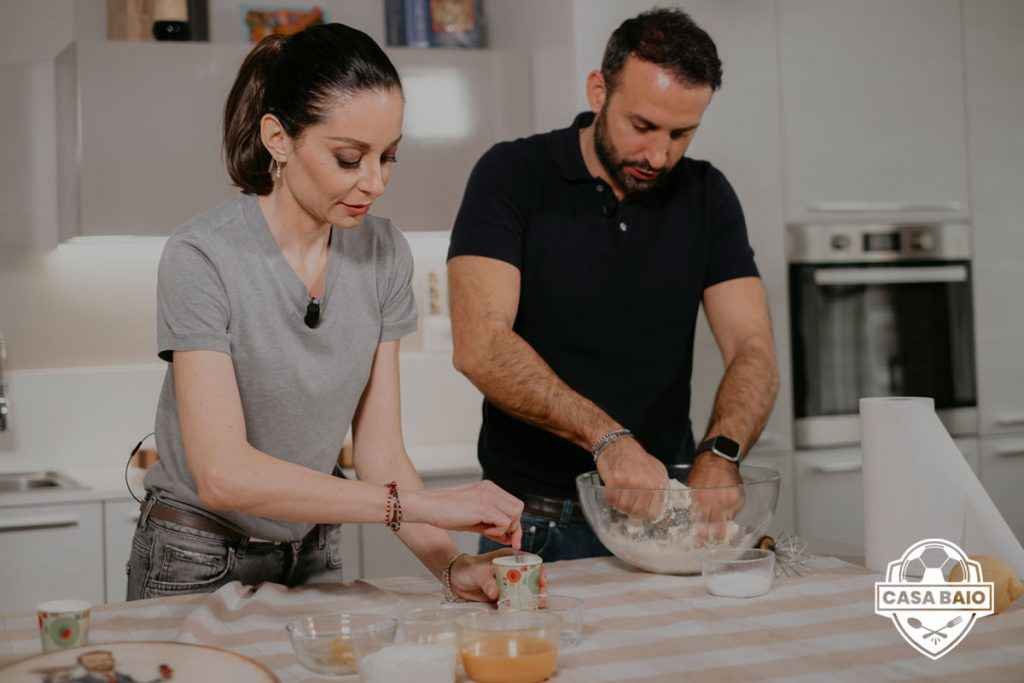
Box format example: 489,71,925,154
2,556,1022,682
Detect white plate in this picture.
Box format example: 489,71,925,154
0,640,279,682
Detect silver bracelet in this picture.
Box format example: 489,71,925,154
441,552,468,603
591,428,633,463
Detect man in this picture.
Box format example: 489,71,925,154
448,8,779,562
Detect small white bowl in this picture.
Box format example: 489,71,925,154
701,548,775,598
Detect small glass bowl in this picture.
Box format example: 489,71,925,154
701,548,776,598
456,610,560,683
398,603,493,646
285,612,398,676
539,595,584,647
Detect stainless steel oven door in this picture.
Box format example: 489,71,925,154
790,261,977,448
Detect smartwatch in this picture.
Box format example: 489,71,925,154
695,435,741,464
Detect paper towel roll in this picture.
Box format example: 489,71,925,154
860,397,1024,575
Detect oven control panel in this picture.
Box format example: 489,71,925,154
787,223,971,263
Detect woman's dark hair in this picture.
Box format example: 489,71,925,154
224,23,402,195
601,8,722,95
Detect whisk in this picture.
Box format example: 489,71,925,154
757,533,812,577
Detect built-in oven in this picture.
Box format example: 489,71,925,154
788,223,977,448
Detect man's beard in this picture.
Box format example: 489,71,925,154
593,106,672,196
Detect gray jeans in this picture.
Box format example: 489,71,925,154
126,495,345,601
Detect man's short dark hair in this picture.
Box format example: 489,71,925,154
601,8,723,93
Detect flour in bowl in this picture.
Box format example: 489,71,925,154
600,479,755,574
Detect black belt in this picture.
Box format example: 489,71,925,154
147,500,249,542
522,494,587,524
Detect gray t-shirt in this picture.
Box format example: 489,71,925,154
145,194,417,540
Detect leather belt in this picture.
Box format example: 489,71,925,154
147,500,249,542
522,494,586,524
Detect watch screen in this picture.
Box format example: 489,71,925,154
715,438,740,459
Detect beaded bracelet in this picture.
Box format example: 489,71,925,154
385,481,402,532
441,552,468,603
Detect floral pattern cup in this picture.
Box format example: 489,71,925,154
37,600,91,652
493,554,546,610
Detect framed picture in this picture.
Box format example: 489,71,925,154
241,5,326,42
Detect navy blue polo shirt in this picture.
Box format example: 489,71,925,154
448,112,759,501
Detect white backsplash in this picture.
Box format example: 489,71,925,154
0,353,481,471
0,231,473,470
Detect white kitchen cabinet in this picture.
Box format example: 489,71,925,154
103,498,141,604
0,502,104,612
684,0,793,453
965,1,1024,436
777,0,969,224
50,41,530,240
795,439,980,560
794,447,865,559
55,41,245,240
0,59,60,249
979,436,1024,544
743,451,795,540
360,473,482,580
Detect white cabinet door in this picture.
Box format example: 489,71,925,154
794,448,865,559
965,1,1024,436
979,436,1024,544
795,438,980,559
778,0,969,223
103,499,141,604
360,474,482,580
743,452,795,540
53,42,531,238
0,502,104,612
0,60,60,249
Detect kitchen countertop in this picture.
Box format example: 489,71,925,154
2,555,1022,681
0,443,481,508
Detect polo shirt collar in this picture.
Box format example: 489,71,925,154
554,111,597,182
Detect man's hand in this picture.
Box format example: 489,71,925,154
687,452,744,544
596,438,669,519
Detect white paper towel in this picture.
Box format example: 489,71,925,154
860,397,1024,575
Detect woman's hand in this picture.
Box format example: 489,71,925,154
404,481,525,549
448,548,518,603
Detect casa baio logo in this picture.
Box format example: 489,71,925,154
875,538,994,660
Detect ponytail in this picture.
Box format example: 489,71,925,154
222,24,402,196
223,34,286,196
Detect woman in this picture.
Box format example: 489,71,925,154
127,23,523,601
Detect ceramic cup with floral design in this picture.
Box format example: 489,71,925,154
37,600,91,652
493,553,546,610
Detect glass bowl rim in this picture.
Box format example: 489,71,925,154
576,464,780,492
701,548,776,565
455,609,563,632
284,612,398,638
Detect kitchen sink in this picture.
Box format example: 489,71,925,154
0,471,84,493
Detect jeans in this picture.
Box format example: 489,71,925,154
126,494,345,601
478,500,614,563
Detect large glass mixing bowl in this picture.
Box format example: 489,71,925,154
576,464,780,575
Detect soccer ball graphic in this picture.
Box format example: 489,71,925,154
900,542,969,583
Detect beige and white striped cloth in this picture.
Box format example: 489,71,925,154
2,556,1023,682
